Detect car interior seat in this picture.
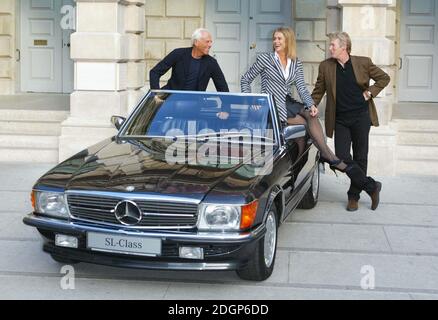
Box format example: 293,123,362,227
160,98,209,136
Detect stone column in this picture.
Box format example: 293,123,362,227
0,0,15,94
294,0,328,94
125,0,146,114
327,0,341,35
59,0,145,162
337,0,397,176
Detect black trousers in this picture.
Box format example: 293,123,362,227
334,112,372,201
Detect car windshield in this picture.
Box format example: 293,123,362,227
120,91,273,140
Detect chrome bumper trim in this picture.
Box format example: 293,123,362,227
24,213,265,243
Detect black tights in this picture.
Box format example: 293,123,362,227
287,109,347,171
286,108,379,196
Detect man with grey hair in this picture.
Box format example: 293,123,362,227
150,28,229,93
311,31,390,212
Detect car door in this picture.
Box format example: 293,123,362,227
292,135,316,193
283,127,316,216
274,142,295,210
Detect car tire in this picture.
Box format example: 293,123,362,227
298,163,320,209
50,254,79,265
236,205,278,281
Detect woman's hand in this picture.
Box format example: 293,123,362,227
309,105,318,117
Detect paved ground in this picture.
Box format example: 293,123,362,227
1,162,437,300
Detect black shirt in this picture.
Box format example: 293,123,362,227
336,59,369,118
183,57,201,90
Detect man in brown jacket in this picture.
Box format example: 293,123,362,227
311,32,390,212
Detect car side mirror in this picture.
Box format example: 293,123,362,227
283,125,306,141
111,116,126,130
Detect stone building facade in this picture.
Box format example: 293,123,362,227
0,0,436,176
0,0,15,94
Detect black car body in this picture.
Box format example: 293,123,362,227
23,90,320,280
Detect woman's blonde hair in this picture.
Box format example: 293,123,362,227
272,27,297,60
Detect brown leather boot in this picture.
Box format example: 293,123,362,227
369,181,382,210
345,164,381,210
347,199,358,212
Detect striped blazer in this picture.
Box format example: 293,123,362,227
241,52,314,122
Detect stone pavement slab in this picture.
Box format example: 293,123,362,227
384,226,438,254
290,202,438,228
0,163,54,192
319,172,438,206
278,223,391,253
0,214,40,240
0,275,170,300
289,251,438,293
3,273,430,300
1,163,437,299
163,282,414,300
0,191,32,213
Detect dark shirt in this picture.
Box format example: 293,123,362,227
336,59,369,119
183,57,201,90
149,47,229,92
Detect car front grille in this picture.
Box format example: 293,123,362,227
66,194,198,229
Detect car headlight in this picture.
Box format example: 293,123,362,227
198,200,258,231
32,191,68,218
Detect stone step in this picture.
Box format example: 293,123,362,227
396,159,438,176
0,134,59,163
0,109,69,122
397,144,438,160
391,119,438,131
0,148,59,163
0,120,62,135
0,134,58,149
397,130,438,145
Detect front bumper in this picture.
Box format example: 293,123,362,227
23,213,266,271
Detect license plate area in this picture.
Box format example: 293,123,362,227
87,232,161,257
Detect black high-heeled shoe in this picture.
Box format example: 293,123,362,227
319,156,348,176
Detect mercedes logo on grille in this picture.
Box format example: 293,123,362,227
114,200,143,226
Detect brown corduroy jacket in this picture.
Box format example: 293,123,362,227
311,56,390,138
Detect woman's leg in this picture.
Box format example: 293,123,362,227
292,109,381,209
287,115,307,157
294,110,348,171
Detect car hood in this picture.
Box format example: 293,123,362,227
36,137,264,201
